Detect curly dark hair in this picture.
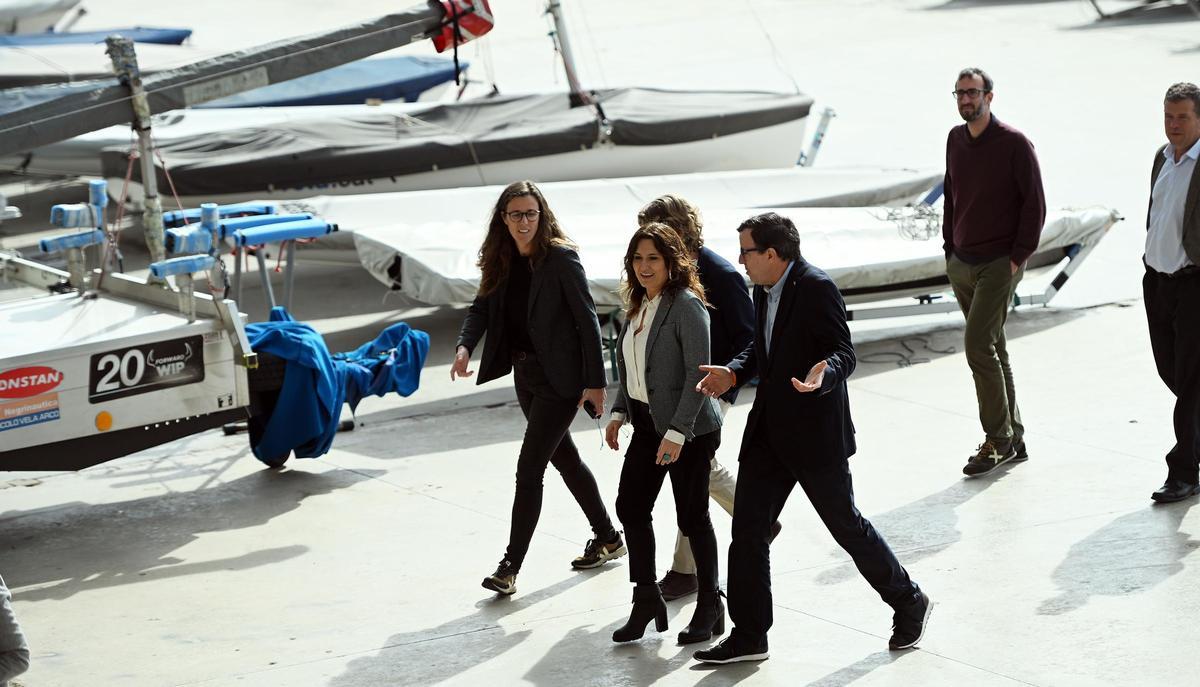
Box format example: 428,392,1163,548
620,222,708,317
637,194,704,254
477,180,575,296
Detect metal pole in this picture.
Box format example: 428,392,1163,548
544,0,591,106
106,36,167,281
798,107,836,167
283,240,296,312
255,249,276,311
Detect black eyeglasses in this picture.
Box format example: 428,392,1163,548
951,88,988,100
505,210,541,223
738,246,767,258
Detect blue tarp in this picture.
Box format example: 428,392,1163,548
0,27,192,46
196,55,464,108
245,307,429,464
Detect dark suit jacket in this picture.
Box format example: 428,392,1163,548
456,244,607,399
1149,144,1200,267
698,246,755,406
727,259,856,465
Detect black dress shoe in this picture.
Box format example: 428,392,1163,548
1151,478,1200,503
693,634,769,664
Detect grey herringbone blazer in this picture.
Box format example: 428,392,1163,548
611,288,721,440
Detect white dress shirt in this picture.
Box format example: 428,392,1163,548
764,261,795,358
613,293,686,446
1146,137,1200,274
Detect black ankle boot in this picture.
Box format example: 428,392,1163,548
612,585,668,642
677,590,725,644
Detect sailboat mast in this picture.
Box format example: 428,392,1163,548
544,0,591,106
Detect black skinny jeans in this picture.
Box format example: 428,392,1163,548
505,353,616,570
615,400,720,592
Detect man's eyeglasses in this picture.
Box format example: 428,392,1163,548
505,210,541,223
951,88,988,100
738,246,767,258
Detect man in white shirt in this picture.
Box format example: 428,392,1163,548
1144,82,1200,503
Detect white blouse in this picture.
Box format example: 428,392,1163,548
614,294,685,445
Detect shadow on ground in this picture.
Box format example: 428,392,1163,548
1037,500,1198,615
0,463,381,601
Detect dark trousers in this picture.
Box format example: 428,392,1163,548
505,355,615,569
728,432,915,644
1143,267,1200,484
615,400,720,591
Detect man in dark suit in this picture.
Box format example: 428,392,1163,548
692,212,931,664
1144,82,1200,503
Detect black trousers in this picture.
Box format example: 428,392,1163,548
1143,266,1200,484
728,432,915,644
505,354,616,569
615,400,720,591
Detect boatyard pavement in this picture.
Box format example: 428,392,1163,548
2,300,1195,686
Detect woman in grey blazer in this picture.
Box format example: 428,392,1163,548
605,222,725,644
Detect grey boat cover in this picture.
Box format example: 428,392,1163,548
96,88,814,198
0,1,451,157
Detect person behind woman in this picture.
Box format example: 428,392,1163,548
0,574,30,687
605,222,724,644
636,194,781,602
452,180,625,596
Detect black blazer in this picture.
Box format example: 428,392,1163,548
1148,144,1200,267
727,259,856,465
457,244,607,399
698,246,755,406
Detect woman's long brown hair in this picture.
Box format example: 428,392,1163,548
620,222,708,317
476,180,574,296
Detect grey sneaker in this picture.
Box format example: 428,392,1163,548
482,559,518,595
962,440,1014,477
571,531,627,569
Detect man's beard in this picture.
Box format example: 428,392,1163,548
959,104,982,122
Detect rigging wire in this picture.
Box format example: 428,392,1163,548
744,0,801,96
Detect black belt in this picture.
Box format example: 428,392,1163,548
1149,264,1200,279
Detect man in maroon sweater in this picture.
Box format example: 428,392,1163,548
942,67,1046,478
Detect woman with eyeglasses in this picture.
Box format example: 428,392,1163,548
453,180,625,596
605,222,725,644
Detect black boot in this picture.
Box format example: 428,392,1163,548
612,584,668,642
677,589,725,644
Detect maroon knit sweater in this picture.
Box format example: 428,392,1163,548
941,115,1046,266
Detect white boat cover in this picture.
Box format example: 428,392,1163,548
2,102,434,175
97,88,813,199
352,205,1120,307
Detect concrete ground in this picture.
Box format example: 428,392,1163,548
3,0,1200,685
4,300,1196,687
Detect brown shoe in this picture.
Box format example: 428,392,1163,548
657,570,698,601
